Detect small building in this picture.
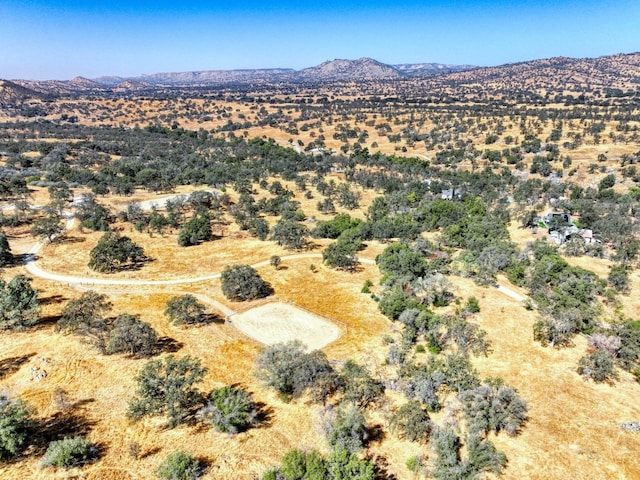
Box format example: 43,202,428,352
440,188,463,200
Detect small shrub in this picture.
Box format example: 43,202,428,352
41,436,93,468
155,451,202,480
465,296,480,313
390,400,432,442
578,350,619,383
361,279,373,294
0,396,34,460
323,403,369,453
128,442,141,460
196,386,258,433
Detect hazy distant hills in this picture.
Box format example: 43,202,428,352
1,53,639,102
0,80,45,104
445,53,640,89
5,58,476,95
94,68,297,87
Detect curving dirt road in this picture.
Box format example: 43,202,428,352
21,209,525,305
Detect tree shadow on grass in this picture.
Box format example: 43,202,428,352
29,402,97,456
39,294,66,306
367,454,398,480
252,400,275,430
0,352,35,379
179,314,225,327
56,235,86,245
32,314,61,331
155,336,184,354
367,423,386,445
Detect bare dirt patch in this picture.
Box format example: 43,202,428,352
232,302,341,351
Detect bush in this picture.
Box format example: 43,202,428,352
0,396,34,460
339,360,384,408
0,233,13,267
578,350,619,383
165,294,206,325
465,296,481,313
459,380,528,436
390,400,432,443
221,264,272,301
106,314,158,357
196,386,259,433
262,448,373,480
431,428,506,480
0,275,40,330
255,341,334,400
156,451,202,480
127,355,207,428
41,436,93,468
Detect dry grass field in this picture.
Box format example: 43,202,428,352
2,61,640,478
2,195,640,479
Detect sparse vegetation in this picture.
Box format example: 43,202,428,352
41,436,94,468
155,451,202,480
1,51,640,479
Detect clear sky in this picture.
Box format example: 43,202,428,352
1,0,639,80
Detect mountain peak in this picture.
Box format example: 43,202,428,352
298,57,401,81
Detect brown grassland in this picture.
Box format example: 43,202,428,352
1,181,639,479
2,62,640,478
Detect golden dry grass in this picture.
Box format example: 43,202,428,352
2,210,640,479
1,127,640,479
451,276,640,480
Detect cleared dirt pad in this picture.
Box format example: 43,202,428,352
232,302,341,350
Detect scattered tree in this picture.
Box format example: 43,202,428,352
0,395,34,460
88,231,146,273
30,211,65,242
197,385,259,433
0,275,39,330
127,355,207,428
323,403,369,453
178,212,212,246
57,290,112,333
106,314,158,357
458,380,528,436
270,255,282,270
221,264,272,301
165,294,206,326
255,341,334,400
270,219,309,250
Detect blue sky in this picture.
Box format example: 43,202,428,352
1,0,638,80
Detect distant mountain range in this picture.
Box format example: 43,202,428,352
4,58,476,95
1,53,639,103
